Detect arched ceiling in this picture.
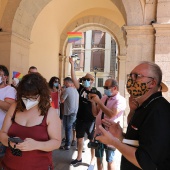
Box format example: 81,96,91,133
0,0,147,36
0,0,130,37
122,0,144,25
0,0,148,57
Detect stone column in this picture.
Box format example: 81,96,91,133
84,30,92,73
10,33,32,76
118,55,126,97
64,56,69,77
104,33,111,73
118,55,126,129
124,25,155,74
59,55,65,85
153,24,170,101
157,0,170,24
153,0,170,102
0,32,32,81
123,25,155,130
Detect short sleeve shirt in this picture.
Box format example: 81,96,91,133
95,92,126,136
61,87,79,115
0,85,16,128
121,92,170,170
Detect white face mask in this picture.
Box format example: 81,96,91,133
22,98,39,110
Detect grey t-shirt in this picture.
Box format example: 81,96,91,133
61,87,79,115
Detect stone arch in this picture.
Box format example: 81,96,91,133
0,0,127,39
59,16,126,97
110,0,127,24
60,16,126,57
0,0,147,38
0,0,127,80
122,0,145,25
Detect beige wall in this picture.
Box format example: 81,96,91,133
0,0,8,22
29,1,60,81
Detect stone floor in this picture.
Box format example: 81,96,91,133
52,138,121,170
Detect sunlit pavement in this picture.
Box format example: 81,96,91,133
52,138,121,170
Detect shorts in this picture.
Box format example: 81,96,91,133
76,119,95,140
95,144,115,163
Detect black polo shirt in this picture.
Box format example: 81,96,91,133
121,92,170,170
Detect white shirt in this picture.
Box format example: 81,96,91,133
0,85,16,129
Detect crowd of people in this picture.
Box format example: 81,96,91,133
0,59,170,170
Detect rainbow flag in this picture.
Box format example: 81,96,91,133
13,71,23,80
67,32,82,43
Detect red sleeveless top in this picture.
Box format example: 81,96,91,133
50,91,59,109
2,111,53,170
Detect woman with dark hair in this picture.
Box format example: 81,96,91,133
49,77,61,117
0,73,61,170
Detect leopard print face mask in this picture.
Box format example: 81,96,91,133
126,79,151,97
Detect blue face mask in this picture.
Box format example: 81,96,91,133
83,80,90,88
104,89,112,97
54,82,59,87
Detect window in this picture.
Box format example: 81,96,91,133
72,32,85,71
72,50,85,71
90,30,105,72
98,78,103,87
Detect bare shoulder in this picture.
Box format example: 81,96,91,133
46,107,60,121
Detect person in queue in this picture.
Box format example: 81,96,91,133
69,57,102,167
48,76,61,117
89,78,126,170
0,65,16,167
28,66,38,74
0,73,61,170
95,61,170,170
60,77,79,150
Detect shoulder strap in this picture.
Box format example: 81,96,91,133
11,109,17,122
101,98,109,128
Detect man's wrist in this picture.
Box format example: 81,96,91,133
119,132,125,142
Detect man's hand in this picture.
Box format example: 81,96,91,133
102,118,123,141
69,57,74,65
95,125,117,146
129,95,139,112
88,94,100,103
127,96,139,124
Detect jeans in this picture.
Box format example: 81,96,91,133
63,113,76,146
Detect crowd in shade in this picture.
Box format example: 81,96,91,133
0,60,170,170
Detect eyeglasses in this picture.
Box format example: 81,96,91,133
82,78,91,81
103,86,113,90
127,73,154,81
22,95,39,101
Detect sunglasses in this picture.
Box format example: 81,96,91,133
82,78,91,81
103,86,113,90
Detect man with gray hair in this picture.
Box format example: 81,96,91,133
96,61,170,170
89,78,126,170
60,77,79,150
